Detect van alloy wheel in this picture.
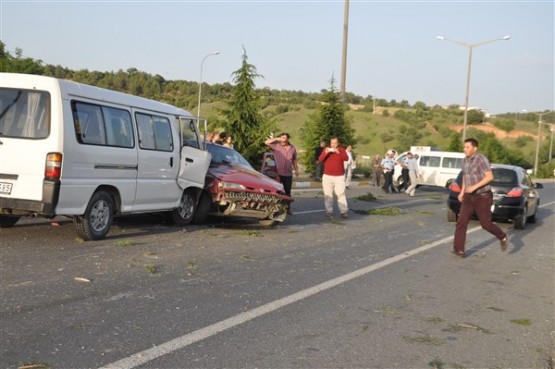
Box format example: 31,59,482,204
171,190,196,226
74,191,114,241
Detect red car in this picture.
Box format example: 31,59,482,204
194,143,292,226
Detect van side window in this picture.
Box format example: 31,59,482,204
0,88,50,139
73,102,106,145
442,157,462,169
72,101,133,148
104,107,134,148
420,156,440,167
180,118,199,148
136,112,173,152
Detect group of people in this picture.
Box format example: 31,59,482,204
267,135,353,219
374,149,420,196
265,134,509,258
206,131,233,148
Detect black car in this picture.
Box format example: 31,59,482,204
447,164,543,229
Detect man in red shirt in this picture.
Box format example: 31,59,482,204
318,137,349,219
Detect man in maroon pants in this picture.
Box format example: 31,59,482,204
453,138,508,258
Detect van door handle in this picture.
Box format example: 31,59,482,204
170,157,173,167
186,158,194,163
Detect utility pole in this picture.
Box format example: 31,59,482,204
339,0,350,103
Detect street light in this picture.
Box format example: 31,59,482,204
197,51,221,117
437,35,510,142
532,112,555,174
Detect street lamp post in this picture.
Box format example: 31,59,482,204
532,112,555,174
534,114,543,175
197,51,220,118
437,35,510,143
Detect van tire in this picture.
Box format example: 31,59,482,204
193,192,211,225
0,215,20,228
171,189,196,226
74,191,114,241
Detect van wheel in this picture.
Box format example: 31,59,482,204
447,208,458,222
0,215,20,228
513,207,527,230
193,192,211,225
171,190,196,226
74,191,114,241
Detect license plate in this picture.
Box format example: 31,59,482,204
0,182,13,195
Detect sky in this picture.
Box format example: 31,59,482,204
1,0,553,115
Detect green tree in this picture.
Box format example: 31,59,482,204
300,79,355,174
219,48,276,166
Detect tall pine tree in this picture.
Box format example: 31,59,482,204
220,47,276,166
300,78,355,174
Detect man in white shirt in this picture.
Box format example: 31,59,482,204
405,152,420,196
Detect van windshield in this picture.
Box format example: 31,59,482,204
0,88,50,139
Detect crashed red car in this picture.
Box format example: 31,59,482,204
194,143,293,226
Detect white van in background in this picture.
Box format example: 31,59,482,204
394,147,464,189
0,73,211,240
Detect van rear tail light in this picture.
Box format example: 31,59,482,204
45,153,62,179
506,187,523,197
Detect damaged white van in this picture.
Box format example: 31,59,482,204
0,73,211,240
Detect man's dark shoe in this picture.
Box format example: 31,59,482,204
500,237,508,252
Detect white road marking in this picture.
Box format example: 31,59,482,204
99,227,481,369
100,200,555,369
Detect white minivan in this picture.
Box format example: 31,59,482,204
0,73,211,240
393,148,464,189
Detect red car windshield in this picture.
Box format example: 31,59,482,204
207,143,253,170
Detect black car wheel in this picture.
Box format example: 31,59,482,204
513,207,527,230
447,208,458,222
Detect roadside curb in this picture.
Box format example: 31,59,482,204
293,180,371,188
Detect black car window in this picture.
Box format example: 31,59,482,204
491,168,517,185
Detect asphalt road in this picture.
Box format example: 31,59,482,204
1,183,554,369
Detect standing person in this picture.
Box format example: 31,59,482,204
318,137,349,219
453,138,508,258
405,152,420,197
314,141,326,181
264,133,299,214
223,135,233,148
398,153,410,192
381,150,397,193
344,145,354,189
372,154,383,187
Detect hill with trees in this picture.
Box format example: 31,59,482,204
2,40,553,177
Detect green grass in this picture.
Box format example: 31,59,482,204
115,240,136,248
510,319,532,326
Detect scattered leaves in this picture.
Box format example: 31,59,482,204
510,319,531,326
145,265,157,274
356,192,377,202
456,322,493,334
115,240,136,248
369,207,402,216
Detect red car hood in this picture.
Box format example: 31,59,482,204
207,164,286,193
